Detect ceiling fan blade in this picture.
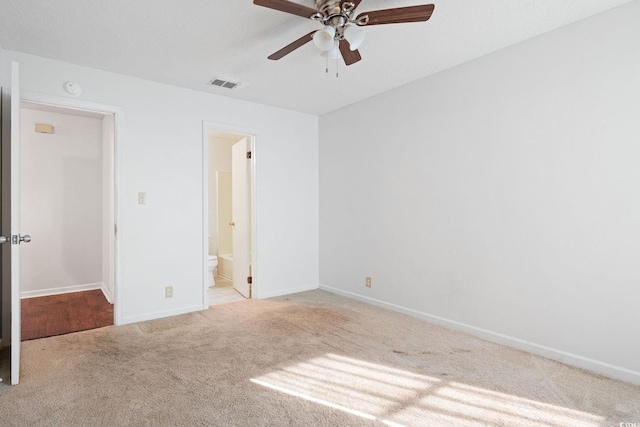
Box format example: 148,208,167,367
268,31,316,60
339,39,362,66
253,0,318,19
357,4,435,26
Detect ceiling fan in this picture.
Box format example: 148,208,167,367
254,0,435,66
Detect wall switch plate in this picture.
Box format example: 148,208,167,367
165,286,173,298
138,192,146,204
366,277,372,288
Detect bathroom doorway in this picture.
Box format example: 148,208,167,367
18,98,119,336
203,125,255,307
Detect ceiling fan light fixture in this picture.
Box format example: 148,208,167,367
254,0,435,67
327,40,340,59
343,24,365,50
313,25,336,51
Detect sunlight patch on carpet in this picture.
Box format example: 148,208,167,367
251,353,604,426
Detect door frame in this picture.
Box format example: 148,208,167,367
21,90,125,325
201,121,257,309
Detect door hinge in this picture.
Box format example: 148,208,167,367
246,151,252,159
114,223,118,235
247,276,252,284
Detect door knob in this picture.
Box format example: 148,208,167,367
229,222,235,227
4,235,32,244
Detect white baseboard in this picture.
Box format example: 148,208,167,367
121,304,204,325
319,284,640,386
101,283,113,304
257,284,319,300
20,282,103,299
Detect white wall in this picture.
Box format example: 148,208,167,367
20,108,103,297
319,1,640,384
0,49,319,323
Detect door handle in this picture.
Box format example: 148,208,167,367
7,234,31,244
229,222,235,227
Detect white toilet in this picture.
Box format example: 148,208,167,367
207,255,218,287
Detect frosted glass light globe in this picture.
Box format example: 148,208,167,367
343,24,365,50
313,25,336,51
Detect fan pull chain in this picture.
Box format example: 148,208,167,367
323,51,339,78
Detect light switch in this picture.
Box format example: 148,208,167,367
138,192,146,204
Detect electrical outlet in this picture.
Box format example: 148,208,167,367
366,277,372,288
165,286,173,298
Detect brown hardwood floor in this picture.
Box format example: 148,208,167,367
21,289,114,341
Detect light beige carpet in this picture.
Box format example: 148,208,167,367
0,290,638,426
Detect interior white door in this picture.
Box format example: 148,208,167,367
3,62,23,385
10,61,23,385
231,138,250,298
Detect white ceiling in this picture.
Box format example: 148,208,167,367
0,0,633,115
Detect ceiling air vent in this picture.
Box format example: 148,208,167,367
208,78,239,90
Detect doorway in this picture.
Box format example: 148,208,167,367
203,126,255,307
1,71,122,383
18,100,117,338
